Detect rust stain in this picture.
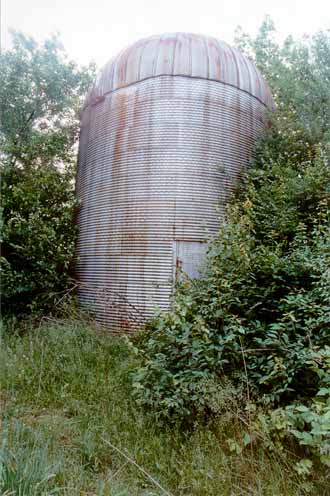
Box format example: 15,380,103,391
75,33,274,332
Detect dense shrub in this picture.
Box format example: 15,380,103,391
0,32,94,315
132,148,330,418
1,165,77,314
132,23,330,467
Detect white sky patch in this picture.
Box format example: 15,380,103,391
2,0,330,67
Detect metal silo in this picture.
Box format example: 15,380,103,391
76,32,274,332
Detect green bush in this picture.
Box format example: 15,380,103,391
131,24,330,469
256,346,330,473
132,149,330,420
0,32,94,316
1,164,77,314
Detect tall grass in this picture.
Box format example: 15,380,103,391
0,421,59,495
0,319,328,495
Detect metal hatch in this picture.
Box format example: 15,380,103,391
173,240,208,281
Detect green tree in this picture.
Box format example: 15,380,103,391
235,17,330,145
1,32,95,315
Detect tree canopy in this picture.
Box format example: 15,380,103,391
1,32,95,315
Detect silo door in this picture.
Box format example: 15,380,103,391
173,240,208,281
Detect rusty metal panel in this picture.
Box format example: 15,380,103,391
173,240,208,280
154,33,177,76
86,33,274,110
190,35,208,78
173,32,191,75
76,60,273,331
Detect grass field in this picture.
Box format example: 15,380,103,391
0,318,328,495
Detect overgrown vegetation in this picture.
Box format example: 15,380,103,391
132,21,330,474
1,320,329,495
1,20,330,492
0,32,94,316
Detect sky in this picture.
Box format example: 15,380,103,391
2,0,330,68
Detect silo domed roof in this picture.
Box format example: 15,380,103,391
86,32,274,110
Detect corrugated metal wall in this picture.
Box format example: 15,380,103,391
76,34,274,332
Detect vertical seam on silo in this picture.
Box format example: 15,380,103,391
172,34,178,75
225,41,240,88
202,36,210,79
138,38,148,82
213,37,222,80
250,58,263,105
216,39,225,82
123,47,131,87
188,34,192,76
237,47,252,96
154,33,165,76
110,51,122,93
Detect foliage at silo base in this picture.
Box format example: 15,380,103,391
132,141,330,431
132,151,330,471
131,23,330,471
1,164,77,315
